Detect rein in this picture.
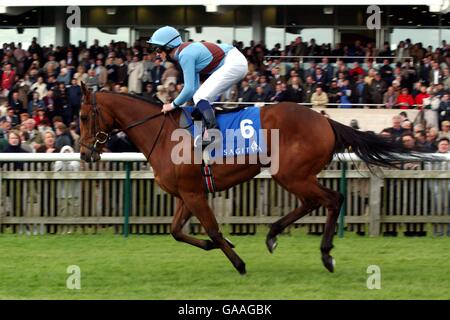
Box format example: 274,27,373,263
81,91,168,160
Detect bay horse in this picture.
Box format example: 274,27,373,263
79,83,414,275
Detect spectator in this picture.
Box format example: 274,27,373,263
368,73,386,106
161,62,179,88
268,66,285,87
414,130,436,152
5,107,19,127
312,67,326,87
286,76,304,103
419,56,432,85
430,61,442,85
414,85,430,109
69,122,80,152
310,86,329,108
383,86,398,109
236,79,253,102
67,78,82,120
28,91,45,115
142,83,154,100
401,132,416,150
73,65,88,85
254,86,268,103
269,82,287,103
302,75,316,103
36,130,58,153
423,91,440,129
383,115,405,142
394,41,409,63
43,54,59,76
115,57,128,86
9,91,26,116
339,79,352,108
54,145,81,234
105,57,118,84
94,59,108,88
327,80,340,105
255,75,270,98
19,131,34,153
396,88,415,109
425,137,450,236
56,67,71,86
438,120,450,140
349,62,365,80
1,130,29,169
23,118,43,151
30,76,48,100
150,57,165,87
443,67,450,90
127,55,144,94
85,69,99,92
438,94,450,125
427,127,439,148
320,57,334,84
1,64,15,97
55,82,71,125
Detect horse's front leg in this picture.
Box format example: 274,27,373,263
180,192,245,274
171,198,234,250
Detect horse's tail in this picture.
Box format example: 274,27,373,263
327,118,424,168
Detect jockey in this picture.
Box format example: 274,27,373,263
147,26,248,143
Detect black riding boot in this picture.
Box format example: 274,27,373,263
196,100,219,147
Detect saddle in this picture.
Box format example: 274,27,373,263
179,104,247,194
179,104,247,133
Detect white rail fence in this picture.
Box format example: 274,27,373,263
0,153,449,236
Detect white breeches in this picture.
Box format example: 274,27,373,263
193,47,248,104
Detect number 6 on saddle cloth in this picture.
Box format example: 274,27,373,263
179,105,267,160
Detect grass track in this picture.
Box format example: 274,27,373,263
0,230,449,299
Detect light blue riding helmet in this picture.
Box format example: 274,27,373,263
147,26,182,49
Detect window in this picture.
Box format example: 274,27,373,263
185,27,234,44
0,28,38,49
70,27,131,46
391,28,443,50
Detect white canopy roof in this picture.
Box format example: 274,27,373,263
0,0,448,13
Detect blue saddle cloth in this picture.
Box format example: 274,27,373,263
180,106,266,159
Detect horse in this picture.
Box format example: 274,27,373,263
78,83,416,275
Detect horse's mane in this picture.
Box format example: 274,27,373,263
100,91,163,107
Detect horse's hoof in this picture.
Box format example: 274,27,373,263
224,237,235,248
322,255,335,273
266,236,278,254
236,262,246,275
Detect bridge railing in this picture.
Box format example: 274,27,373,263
0,153,449,237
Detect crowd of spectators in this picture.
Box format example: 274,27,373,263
0,36,449,155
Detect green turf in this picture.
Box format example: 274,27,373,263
0,230,449,300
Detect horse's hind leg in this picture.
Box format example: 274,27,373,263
181,192,246,274
271,176,343,272
171,199,235,250
266,197,320,253
319,184,344,273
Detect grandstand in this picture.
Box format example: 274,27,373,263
0,4,449,150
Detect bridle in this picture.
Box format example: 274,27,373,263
80,91,167,160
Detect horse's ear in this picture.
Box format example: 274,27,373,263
80,81,89,98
